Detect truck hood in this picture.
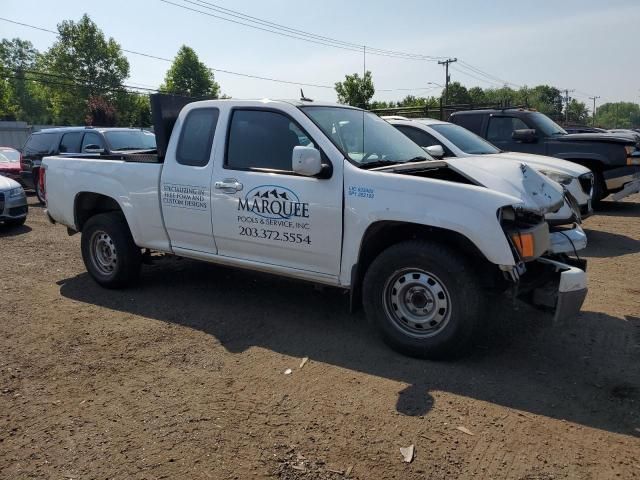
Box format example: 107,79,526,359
376,157,566,215
445,156,565,214
557,132,638,145
481,152,591,176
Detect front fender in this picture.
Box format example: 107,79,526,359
340,163,519,285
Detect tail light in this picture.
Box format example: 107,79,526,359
39,167,46,202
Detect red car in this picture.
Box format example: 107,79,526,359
0,147,23,186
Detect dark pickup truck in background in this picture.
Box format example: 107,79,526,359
449,108,640,205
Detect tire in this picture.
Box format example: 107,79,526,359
81,212,141,288
6,216,26,227
362,240,483,360
591,170,607,208
34,169,46,204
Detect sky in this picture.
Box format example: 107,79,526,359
1,0,639,109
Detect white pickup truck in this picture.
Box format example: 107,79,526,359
43,95,587,359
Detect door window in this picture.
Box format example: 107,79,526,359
226,109,309,172
395,125,453,156
81,132,106,151
59,132,83,153
487,117,529,142
176,108,219,166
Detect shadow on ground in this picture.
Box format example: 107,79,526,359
0,223,31,237
582,229,640,257
596,200,640,218
58,258,640,437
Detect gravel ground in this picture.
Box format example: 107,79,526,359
0,194,639,479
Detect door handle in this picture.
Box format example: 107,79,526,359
214,179,243,192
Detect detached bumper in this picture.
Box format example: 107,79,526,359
604,166,640,200
610,177,640,201
531,257,587,323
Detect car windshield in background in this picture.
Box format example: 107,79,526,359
0,148,20,162
301,106,429,167
104,131,156,151
429,123,500,155
531,112,567,136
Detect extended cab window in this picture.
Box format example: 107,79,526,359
226,109,309,172
82,132,106,151
59,132,83,153
487,116,529,142
177,108,219,167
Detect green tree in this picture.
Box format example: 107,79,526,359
0,38,47,121
160,46,220,98
442,82,471,105
595,102,640,129
335,71,375,108
526,85,563,119
467,86,486,104
565,99,589,124
40,14,130,124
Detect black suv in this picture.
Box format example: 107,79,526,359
20,127,156,203
449,109,640,205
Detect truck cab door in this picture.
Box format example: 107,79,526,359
160,107,220,253
210,107,342,279
487,115,544,154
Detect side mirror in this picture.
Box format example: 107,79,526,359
512,129,537,143
83,144,105,154
425,145,445,158
292,146,322,176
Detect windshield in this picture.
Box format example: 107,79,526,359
301,106,429,166
530,112,567,136
104,130,156,151
429,123,500,155
0,149,20,162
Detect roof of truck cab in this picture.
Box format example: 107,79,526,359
450,108,533,116
35,126,151,134
181,98,361,110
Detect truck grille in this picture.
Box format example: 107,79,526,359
578,173,594,196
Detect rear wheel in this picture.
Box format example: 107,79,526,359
81,212,141,288
363,240,483,359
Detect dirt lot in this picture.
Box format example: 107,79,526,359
1,194,639,479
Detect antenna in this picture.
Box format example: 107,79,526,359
300,89,313,102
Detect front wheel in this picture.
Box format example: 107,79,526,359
81,212,141,288
591,170,607,208
362,240,483,359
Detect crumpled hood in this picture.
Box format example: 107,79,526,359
445,156,565,214
481,152,591,176
0,174,21,190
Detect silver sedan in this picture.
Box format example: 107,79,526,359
0,175,28,227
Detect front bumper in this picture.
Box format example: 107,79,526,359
549,224,587,254
604,166,640,199
0,190,29,220
533,258,587,323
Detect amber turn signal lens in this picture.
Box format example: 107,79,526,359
511,232,535,259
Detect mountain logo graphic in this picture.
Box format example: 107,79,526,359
239,185,309,220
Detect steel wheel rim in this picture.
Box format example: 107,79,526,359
383,268,451,338
90,230,117,276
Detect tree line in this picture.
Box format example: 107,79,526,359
335,72,640,129
1,14,638,129
0,14,219,127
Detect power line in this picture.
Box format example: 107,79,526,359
161,0,448,61
456,60,521,88
449,65,504,88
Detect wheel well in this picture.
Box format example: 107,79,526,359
350,221,498,310
74,192,123,232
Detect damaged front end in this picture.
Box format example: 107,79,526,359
497,203,588,323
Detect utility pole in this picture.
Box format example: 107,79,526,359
589,95,600,126
438,58,457,105
563,88,575,124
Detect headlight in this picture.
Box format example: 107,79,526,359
624,145,636,155
540,170,573,185
8,187,24,198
